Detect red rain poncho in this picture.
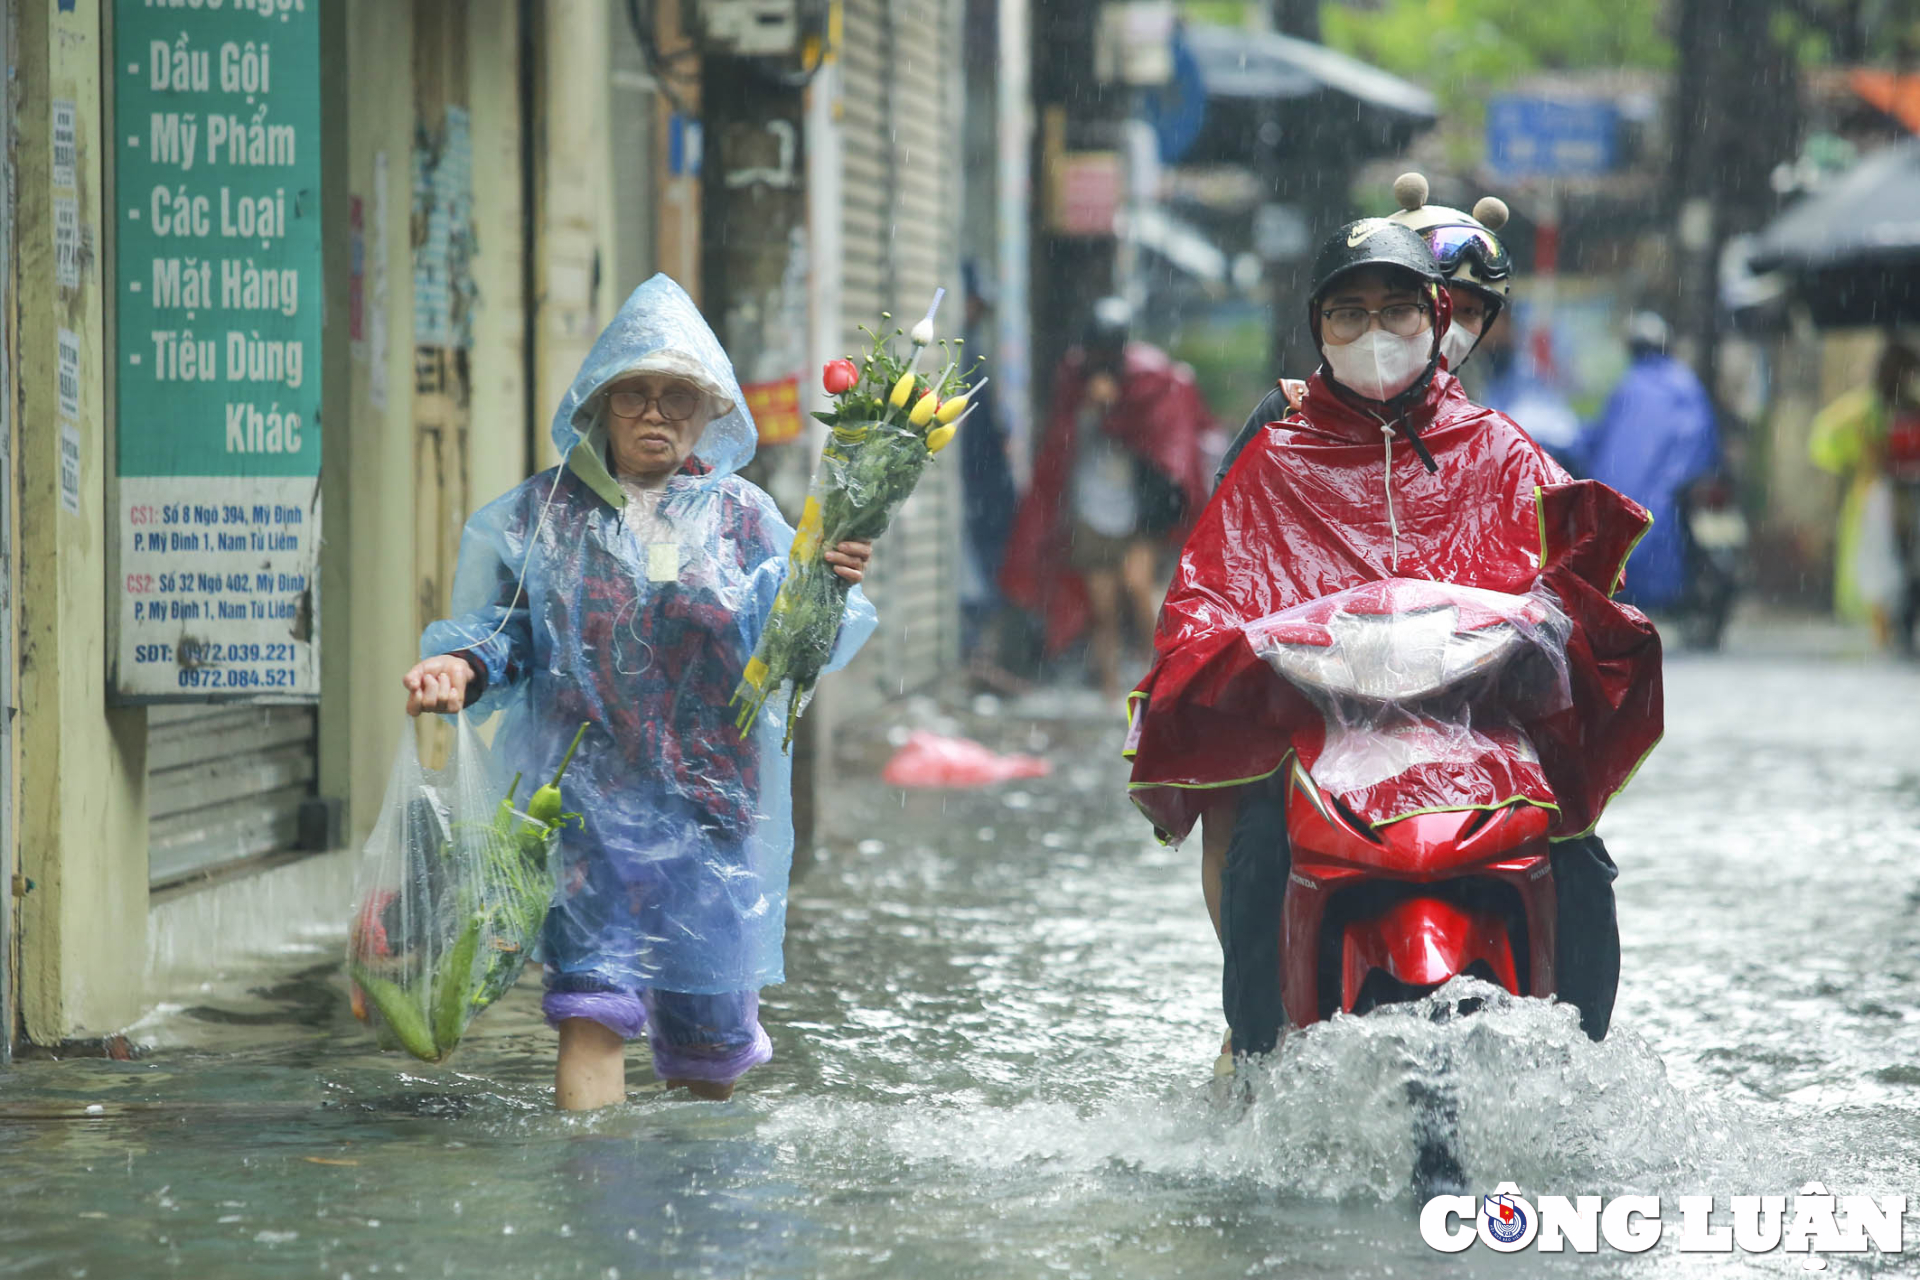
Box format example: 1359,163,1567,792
1002,343,1214,653
1124,369,1662,843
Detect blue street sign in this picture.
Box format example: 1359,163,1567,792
1486,97,1619,178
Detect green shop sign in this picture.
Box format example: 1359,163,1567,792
111,0,323,701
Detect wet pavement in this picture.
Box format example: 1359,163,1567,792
4,643,1920,1278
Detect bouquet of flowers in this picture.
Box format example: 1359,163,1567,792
734,293,982,748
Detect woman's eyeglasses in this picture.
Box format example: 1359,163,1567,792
1320,303,1432,344
609,386,701,422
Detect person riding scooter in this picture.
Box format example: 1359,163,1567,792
1125,221,1663,1065
1213,174,1514,489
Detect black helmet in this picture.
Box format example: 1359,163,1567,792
1309,218,1446,307
1307,219,1452,444
1084,296,1133,354
1625,310,1670,357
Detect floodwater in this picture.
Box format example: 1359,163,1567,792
4,650,1920,1278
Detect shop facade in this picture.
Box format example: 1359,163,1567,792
4,0,990,1053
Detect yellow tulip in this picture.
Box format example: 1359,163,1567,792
889,371,917,410
909,390,940,427
926,424,957,453
936,394,969,424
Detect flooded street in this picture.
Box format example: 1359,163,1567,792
5,648,1920,1278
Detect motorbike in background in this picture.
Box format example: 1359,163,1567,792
1675,469,1750,651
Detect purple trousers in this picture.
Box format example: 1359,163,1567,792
544,983,772,1086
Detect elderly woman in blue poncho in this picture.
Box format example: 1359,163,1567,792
403,277,877,1109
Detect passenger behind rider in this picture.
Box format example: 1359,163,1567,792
1125,220,1662,1067
1212,173,1515,489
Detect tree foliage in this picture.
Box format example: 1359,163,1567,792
1767,0,1920,64
1320,0,1673,112
1323,0,1920,93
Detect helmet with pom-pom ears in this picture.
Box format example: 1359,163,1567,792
1384,171,1515,321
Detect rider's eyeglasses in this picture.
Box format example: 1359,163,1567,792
1423,224,1512,281
608,385,701,422
1320,303,1432,344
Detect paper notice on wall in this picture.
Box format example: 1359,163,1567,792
54,196,79,290
51,98,77,189
57,327,80,420
60,423,82,515
368,151,389,410
743,376,804,445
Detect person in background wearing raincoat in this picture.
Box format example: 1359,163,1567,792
1574,312,1720,615
1001,297,1213,699
1809,337,1920,651
402,276,878,1110
1127,221,1662,1066
1212,173,1516,489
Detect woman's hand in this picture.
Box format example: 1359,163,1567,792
404,654,474,717
824,540,873,584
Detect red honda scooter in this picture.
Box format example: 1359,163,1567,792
1246,579,1573,1191
1279,761,1555,1027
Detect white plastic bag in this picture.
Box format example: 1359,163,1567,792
1855,476,1904,613
345,716,581,1062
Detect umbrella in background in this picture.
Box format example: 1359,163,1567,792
1748,138,1920,327
1145,23,1438,168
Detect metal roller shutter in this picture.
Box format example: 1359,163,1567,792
147,705,318,888
838,0,964,701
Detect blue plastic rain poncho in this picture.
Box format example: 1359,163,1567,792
1578,353,1720,611
421,276,875,1042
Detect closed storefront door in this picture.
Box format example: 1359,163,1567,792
146,706,317,888
838,0,964,700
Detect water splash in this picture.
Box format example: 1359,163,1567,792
762,980,1762,1205
147,850,357,992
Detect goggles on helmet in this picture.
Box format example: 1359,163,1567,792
1424,223,1511,282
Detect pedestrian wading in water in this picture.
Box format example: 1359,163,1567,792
404,275,878,1110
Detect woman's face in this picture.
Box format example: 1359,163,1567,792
1448,286,1488,337
604,375,711,481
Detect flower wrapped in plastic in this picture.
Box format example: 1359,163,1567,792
346,716,584,1063
733,295,982,746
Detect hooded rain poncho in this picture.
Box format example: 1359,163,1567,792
1577,353,1719,611
422,276,876,999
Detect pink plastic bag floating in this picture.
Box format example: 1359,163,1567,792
881,731,1052,789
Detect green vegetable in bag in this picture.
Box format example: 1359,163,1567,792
346,719,590,1065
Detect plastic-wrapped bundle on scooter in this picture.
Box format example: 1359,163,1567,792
1244,579,1573,823
346,716,584,1062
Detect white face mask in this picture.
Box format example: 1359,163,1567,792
1440,322,1481,370
1325,330,1432,402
